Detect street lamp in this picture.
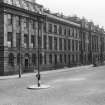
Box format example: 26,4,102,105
37,21,41,87
19,19,22,78
28,17,50,89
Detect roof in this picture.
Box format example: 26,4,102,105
3,0,43,14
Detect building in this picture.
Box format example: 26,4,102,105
0,0,105,75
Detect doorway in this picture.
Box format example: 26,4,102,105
24,58,29,72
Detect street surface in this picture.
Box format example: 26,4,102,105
0,65,105,105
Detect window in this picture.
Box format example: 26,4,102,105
24,18,28,29
54,37,57,50
72,55,74,63
64,39,66,50
68,39,70,50
70,28,73,37
54,25,57,34
72,28,74,37
49,54,52,64
68,29,70,36
76,40,78,51
7,32,12,42
48,23,52,33
59,25,62,35
43,23,47,33
32,54,36,65
43,35,47,49
16,16,20,26
54,54,57,64
59,38,62,50
31,35,35,48
24,34,28,43
76,29,78,38
8,53,14,66
48,36,52,50
7,14,12,25
17,53,22,65
68,54,70,64
64,54,66,64
72,40,74,51
31,35,35,44
64,28,66,35
44,54,46,64
16,33,20,48
73,29,76,37
70,39,72,51
30,20,35,29
39,54,43,65
60,54,62,63
38,36,42,48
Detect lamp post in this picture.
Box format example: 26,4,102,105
19,20,22,78
37,21,41,87
28,16,50,89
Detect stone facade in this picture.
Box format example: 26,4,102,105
0,0,105,75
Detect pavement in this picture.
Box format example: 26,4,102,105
0,64,105,105
0,65,93,80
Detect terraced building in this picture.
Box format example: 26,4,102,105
0,0,105,75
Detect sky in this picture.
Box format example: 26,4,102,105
36,0,105,28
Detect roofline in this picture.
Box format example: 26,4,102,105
44,12,81,27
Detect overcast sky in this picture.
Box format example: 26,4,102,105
37,0,105,28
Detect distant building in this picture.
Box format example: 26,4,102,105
0,0,105,75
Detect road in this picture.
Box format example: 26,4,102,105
0,65,105,105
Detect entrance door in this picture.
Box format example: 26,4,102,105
25,59,29,68
55,55,57,65
24,58,29,72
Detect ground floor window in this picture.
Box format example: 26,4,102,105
32,54,36,65
44,54,46,64
60,54,62,63
49,54,52,64
39,54,43,65
64,54,66,64
68,54,70,64
8,53,14,66
54,54,57,65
